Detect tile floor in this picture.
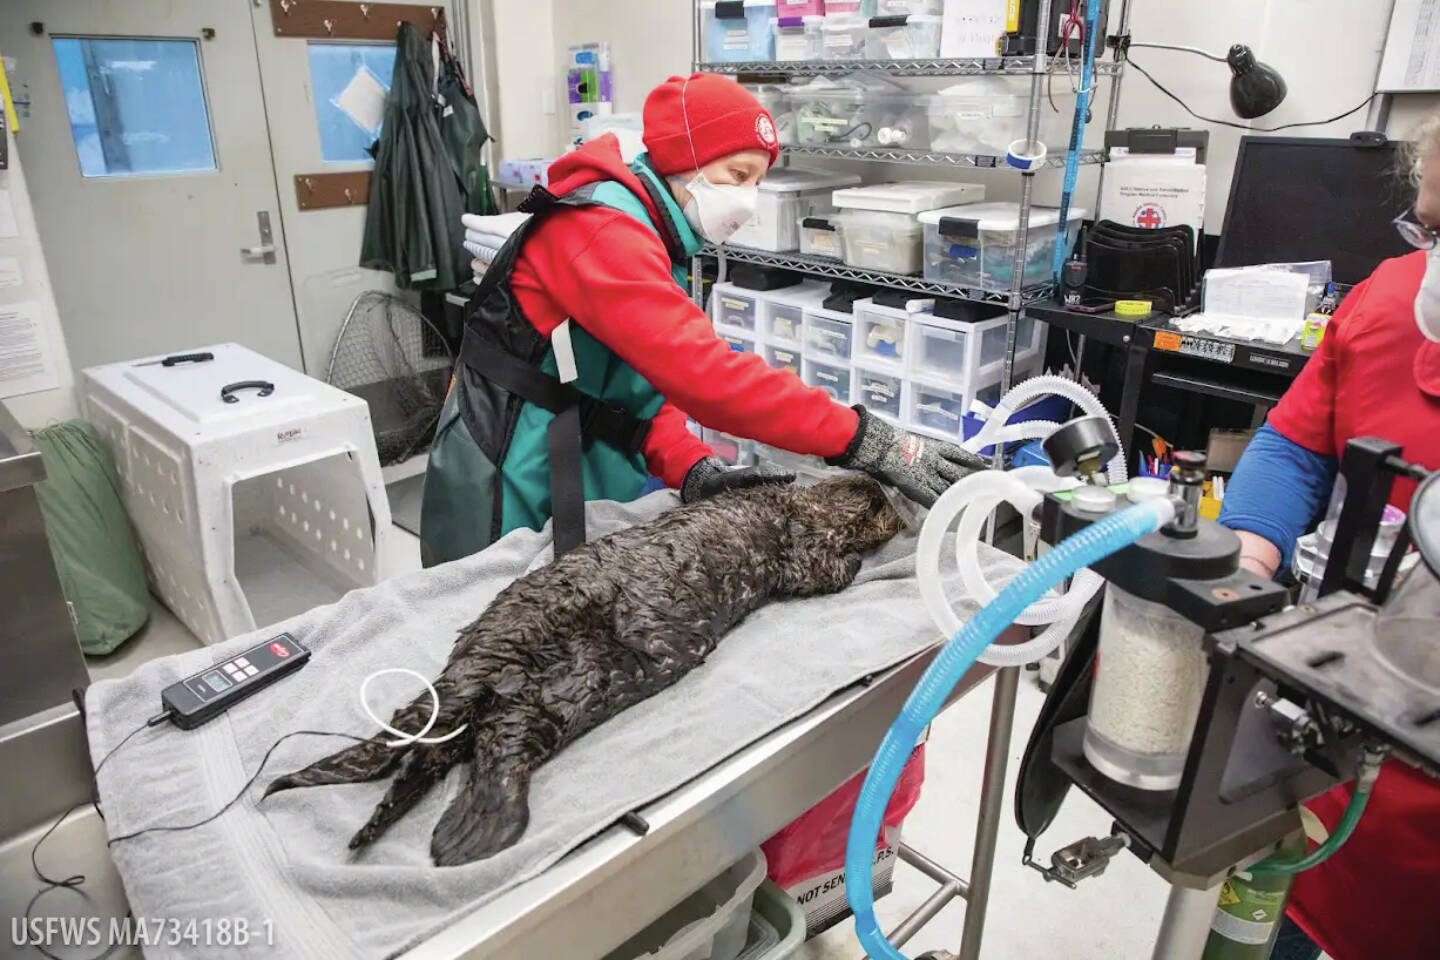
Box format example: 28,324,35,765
54,523,1244,959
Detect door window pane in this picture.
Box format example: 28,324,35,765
52,37,216,178
307,43,397,163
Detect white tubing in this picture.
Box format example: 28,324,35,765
360,667,469,746
964,376,1128,484
917,468,1104,669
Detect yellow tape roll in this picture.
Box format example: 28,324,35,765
1115,300,1154,319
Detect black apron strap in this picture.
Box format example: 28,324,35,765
546,406,587,556
460,334,651,453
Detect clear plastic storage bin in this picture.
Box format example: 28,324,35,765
792,82,876,145
831,181,985,275
820,13,870,60
865,14,943,59
604,850,768,960
704,0,778,62
778,0,826,14
802,359,852,402
711,282,760,331
720,330,757,354
803,310,854,361
746,85,797,146
773,15,825,60
874,0,942,14
926,77,1074,156
798,216,844,259
910,312,1009,383
852,298,919,369
825,0,877,14
765,342,803,375
833,210,925,273
917,202,1086,292
759,281,828,344
854,366,905,421
729,167,860,252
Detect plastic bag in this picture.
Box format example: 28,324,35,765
762,743,926,889
31,420,149,654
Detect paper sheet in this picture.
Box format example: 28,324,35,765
0,300,60,398
940,0,1011,58
1379,0,1440,92
1202,267,1309,322
0,256,20,287
0,190,17,239
332,64,387,137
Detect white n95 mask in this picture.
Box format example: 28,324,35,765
1416,246,1440,342
680,172,758,245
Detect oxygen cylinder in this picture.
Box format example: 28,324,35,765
1200,833,1306,959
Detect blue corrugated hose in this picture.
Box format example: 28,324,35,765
846,499,1173,960
1051,0,1103,281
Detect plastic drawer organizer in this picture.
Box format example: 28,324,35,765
81,343,391,646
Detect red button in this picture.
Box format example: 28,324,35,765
270,641,290,657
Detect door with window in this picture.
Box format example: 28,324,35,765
0,0,438,376
0,1,305,371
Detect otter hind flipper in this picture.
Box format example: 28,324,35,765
348,732,473,850
264,736,403,797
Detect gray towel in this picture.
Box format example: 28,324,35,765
87,491,993,959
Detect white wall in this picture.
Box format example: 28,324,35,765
0,124,74,428
479,0,1440,231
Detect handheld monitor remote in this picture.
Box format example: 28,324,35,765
160,634,310,729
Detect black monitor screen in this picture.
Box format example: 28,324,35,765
1216,137,1415,286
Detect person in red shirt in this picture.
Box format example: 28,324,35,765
421,74,980,565
1218,120,1440,960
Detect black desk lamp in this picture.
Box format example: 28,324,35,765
1128,41,1288,119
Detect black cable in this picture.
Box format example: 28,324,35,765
107,729,369,846
23,723,367,957
1126,53,1377,133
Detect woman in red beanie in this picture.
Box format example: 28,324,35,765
420,73,982,565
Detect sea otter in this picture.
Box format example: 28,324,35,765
266,473,903,865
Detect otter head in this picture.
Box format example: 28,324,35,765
793,473,904,554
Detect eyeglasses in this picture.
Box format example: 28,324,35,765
1394,209,1440,250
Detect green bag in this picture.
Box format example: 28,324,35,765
31,420,149,654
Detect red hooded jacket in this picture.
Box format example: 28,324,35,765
509,137,859,488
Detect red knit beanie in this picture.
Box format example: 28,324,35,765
643,73,779,176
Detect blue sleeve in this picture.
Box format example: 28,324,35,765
1218,423,1337,570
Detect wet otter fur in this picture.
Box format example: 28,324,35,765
265,473,903,866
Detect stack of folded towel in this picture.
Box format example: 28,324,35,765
462,212,531,277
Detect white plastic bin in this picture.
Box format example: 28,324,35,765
703,428,758,468
852,297,919,370
854,365,906,421
746,85,797,146
759,281,829,344
772,15,824,60
798,215,844,259
927,77,1075,156
820,13,869,59
910,311,1010,384
604,850,768,960
832,181,985,274
765,342,803,375
803,309,854,362
777,0,825,15
704,0,777,62
866,14,943,60
833,209,925,273
711,282,761,331
81,344,391,646
918,202,1087,292
802,358,852,402
729,168,860,252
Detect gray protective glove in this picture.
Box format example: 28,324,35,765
827,405,987,507
681,456,796,504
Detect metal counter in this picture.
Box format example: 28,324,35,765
0,400,93,837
